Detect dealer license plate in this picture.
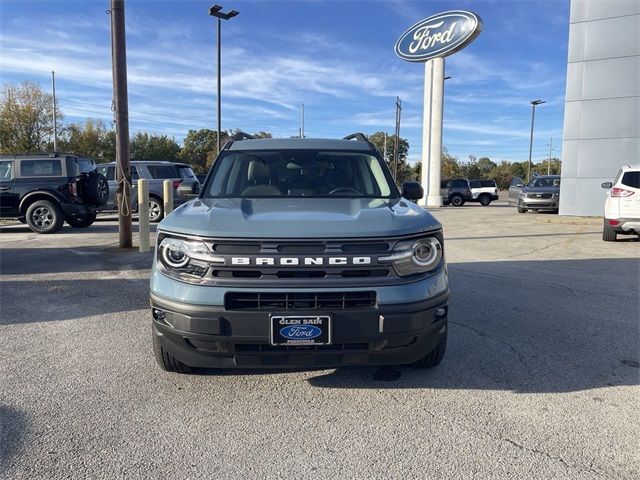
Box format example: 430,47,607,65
270,315,331,346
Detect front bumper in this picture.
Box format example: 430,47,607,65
518,196,559,210
151,292,448,368
150,267,450,368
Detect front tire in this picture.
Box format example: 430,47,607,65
25,200,64,234
66,213,97,228
412,332,447,369
603,223,618,242
153,330,191,373
450,194,465,207
517,206,527,213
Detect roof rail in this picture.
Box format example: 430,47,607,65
231,131,255,141
343,133,369,142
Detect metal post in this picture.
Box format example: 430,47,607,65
420,60,434,206
163,180,173,218
138,179,150,252
393,97,401,181
426,57,445,208
548,138,553,175
51,71,58,152
216,16,221,154
527,105,537,182
110,0,132,248
300,104,305,138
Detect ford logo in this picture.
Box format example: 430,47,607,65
395,10,483,62
280,325,322,340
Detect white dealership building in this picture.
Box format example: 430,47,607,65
559,0,640,216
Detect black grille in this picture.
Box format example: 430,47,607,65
225,291,377,310
527,193,553,199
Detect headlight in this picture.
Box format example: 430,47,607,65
379,236,443,277
157,235,223,278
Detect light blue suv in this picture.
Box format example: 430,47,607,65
150,133,449,372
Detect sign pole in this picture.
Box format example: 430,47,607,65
419,61,434,206
394,10,482,207
426,57,445,207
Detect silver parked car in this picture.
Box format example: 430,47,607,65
97,161,198,222
509,175,561,213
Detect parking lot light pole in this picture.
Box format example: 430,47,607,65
209,5,239,154
527,99,545,182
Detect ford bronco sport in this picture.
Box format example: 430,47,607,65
150,133,449,372
0,153,108,233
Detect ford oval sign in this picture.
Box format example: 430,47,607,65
395,10,483,62
280,325,322,340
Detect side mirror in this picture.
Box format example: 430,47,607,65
516,183,524,188
601,182,612,189
401,181,424,201
177,180,200,199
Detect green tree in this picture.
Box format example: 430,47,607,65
130,132,180,161
59,119,115,162
367,131,411,184
0,81,62,153
441,148,462,179
180,129,226,173
476,156,496,176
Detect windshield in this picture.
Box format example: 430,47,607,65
527,177,560,188
204,149,398,198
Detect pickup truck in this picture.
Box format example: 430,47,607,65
149,133,449,373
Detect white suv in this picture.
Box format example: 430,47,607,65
601,164,640,241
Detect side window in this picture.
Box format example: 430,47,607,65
511,177,524,187
0,161,13,181
20,159,62,177
131,166,139,181
146,165,178,179
469,181,481,189
621,171,640,189
97,166,117,181
481,180,495,188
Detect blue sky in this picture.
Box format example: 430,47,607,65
0,0,570,164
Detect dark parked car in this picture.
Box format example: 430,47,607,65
0,153,108,233
440,179,472,206
97,161,198,222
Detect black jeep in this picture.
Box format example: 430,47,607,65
0,153,109,233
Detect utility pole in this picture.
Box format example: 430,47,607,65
527,99,545,182
209,5,239,153
51,71,58,152
300,104,305,138
547,138,553,175
110,0,132,248
383,132,387,163
393,97,402,181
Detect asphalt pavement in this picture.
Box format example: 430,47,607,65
1,203,638,479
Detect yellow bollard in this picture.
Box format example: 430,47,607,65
138,179,150,253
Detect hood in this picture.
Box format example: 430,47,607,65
159,197,441,238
